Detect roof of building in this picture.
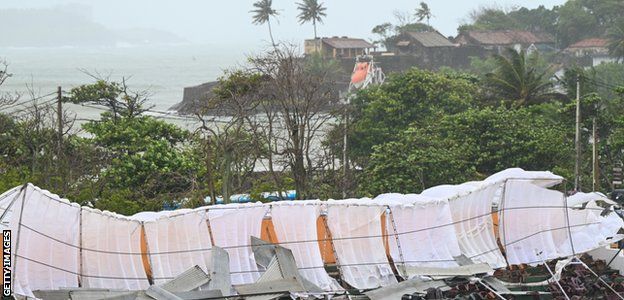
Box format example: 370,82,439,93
320,37,374,49
403,31,455,47
567,38,609,49
458,30,555,46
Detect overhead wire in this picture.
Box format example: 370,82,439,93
0,91,57,111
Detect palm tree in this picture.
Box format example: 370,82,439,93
415,2,432,26
296,0,327,39
607,21,624,62
250,0,279,48
485,48,554,107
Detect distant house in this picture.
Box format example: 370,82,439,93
392,31,457,67
305,37,374,59
455,30,556,53
564,38,615,66
395,31,456,56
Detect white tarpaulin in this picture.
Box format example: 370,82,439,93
81,208,149,290
567,192,617,207
423,182,507,268
208,203,267,285
270,201,342,292
6,185,81,298
375,194,461,277
144,208,213,284
501,180,624,265
326,199,397,289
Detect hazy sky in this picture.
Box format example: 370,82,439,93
2,0,567,49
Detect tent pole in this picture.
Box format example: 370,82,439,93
11,183,29,295
78,208,83,287
141,222,155,285
387,206,407,277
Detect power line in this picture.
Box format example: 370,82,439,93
0,91,57,111
6,97,58,117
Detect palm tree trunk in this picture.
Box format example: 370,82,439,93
313,19,317,39
267,18,277,49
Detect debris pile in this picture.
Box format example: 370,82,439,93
547,255,624,299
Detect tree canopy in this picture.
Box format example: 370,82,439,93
296,0,327,39
250,0,279,47
483,48,555,107
361,107,572,195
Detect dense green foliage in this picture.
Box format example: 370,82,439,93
344,59,624,195
361,107,571,195
348,68,479,165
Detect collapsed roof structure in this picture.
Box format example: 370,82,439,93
0,168,622,299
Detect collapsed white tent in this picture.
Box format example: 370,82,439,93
0,168,622,298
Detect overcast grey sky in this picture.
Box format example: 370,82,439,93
2,0,567,49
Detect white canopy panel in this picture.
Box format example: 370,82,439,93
326,199,397,289
81,208,149,290
207,203,267,285
423,182,507,268
375,194,461,277
270,201,343,292
8,185,81,298
144,209,213,284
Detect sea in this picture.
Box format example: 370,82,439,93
0,44,250,129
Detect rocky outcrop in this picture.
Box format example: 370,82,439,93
169,81,219,115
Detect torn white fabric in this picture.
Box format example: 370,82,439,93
9,185,81,298
208,203,267,285
485,168,563,188
563,201,624,256
567,192,617,207
423,182,507,268
270,201,343,292
375,194,461,277
81,208,149,290
326,199,397,289
144,208,213,284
